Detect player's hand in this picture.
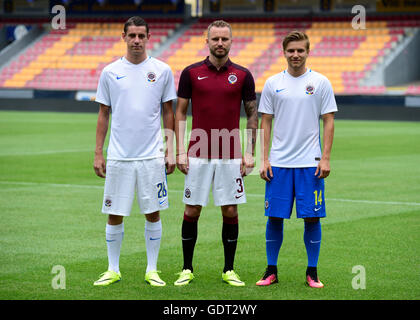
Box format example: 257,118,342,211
93,153,106,178
176,153,189,175
241,152,255,176
165,154,176,175
315,158,330,179
259,160,273,182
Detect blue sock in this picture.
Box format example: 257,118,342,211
304,220,322,267
265,218,284,266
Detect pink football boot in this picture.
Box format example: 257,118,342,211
256,273,278,286
306,275,324,288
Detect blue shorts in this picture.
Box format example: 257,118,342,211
264,167,326,219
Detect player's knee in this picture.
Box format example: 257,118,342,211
145,211,160,222
185,205,202,218
221,205,238,218
108,214,124,225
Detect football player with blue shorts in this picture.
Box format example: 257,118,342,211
257,31,337,288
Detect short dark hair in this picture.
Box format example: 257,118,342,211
124,16,149,34
282,30,310,51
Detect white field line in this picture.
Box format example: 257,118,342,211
1,180,420,207
0,149,92,156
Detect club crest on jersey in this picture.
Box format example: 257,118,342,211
228,74,237,84
305,84,315,95
147,72,156,82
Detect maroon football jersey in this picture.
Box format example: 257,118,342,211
178,57,256,159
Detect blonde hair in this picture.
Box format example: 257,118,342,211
207,20,232,38
282,30,310,51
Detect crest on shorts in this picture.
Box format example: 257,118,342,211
104,199,112,207
184,188,191,199
147,72,156,82
305,83,315,95
228,73,237,84
265,200,269,209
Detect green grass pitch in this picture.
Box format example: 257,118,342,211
0,110,419,300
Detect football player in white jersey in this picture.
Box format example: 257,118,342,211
256,31,337,288
93,16,177,287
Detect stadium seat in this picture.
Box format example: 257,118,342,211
0,18,181,90
0,16,416,95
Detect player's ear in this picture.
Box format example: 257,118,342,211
122,32,126,41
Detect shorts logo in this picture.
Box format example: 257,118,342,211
265,200,269,209
305,84,315,95
184,188,191,199
104,199,112,207
228,74,237,84
147,72,156,82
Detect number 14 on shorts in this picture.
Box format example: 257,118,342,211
313,189,322,206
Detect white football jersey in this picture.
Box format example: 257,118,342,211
96,56,177,160
258,69,338,167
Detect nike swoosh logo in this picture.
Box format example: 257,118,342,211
176,279,190,283
116,76,126,80
106,239,116,242
235,194,244,199
182,237,193,241
148,278,164,284
314,207,322,212
159,199,167,205
197,76,208,80
310,240,321,244
276,88,286,93
149,237,161,241
227,239,237,242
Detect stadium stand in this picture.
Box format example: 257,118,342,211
0,15,419,95
160,16,419,95
0,18,181,90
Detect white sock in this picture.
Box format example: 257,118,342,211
144,220,162,273
106,223,124,273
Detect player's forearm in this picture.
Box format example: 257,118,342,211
175,99,189,155
175,115,186,154
95,106,110,155
162,101,175,156
260,114,272,162
322,113,335,161
246,123,257,156
244,100,258,155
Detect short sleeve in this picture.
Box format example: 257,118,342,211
258,79,274,115
177,67,192,99
242,70,256,102
320,78,338,115
162,67,177,103
95,69,111,107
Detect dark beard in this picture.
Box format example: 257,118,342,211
210,47,229,59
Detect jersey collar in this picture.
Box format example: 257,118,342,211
204,56,232,71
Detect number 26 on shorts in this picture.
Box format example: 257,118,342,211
157,182,167,199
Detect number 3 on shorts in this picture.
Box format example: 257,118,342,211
157,182,167,199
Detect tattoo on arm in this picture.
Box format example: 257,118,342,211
244,100,258,155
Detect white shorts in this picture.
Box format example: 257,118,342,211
183,157,246,207
102,158,168,216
